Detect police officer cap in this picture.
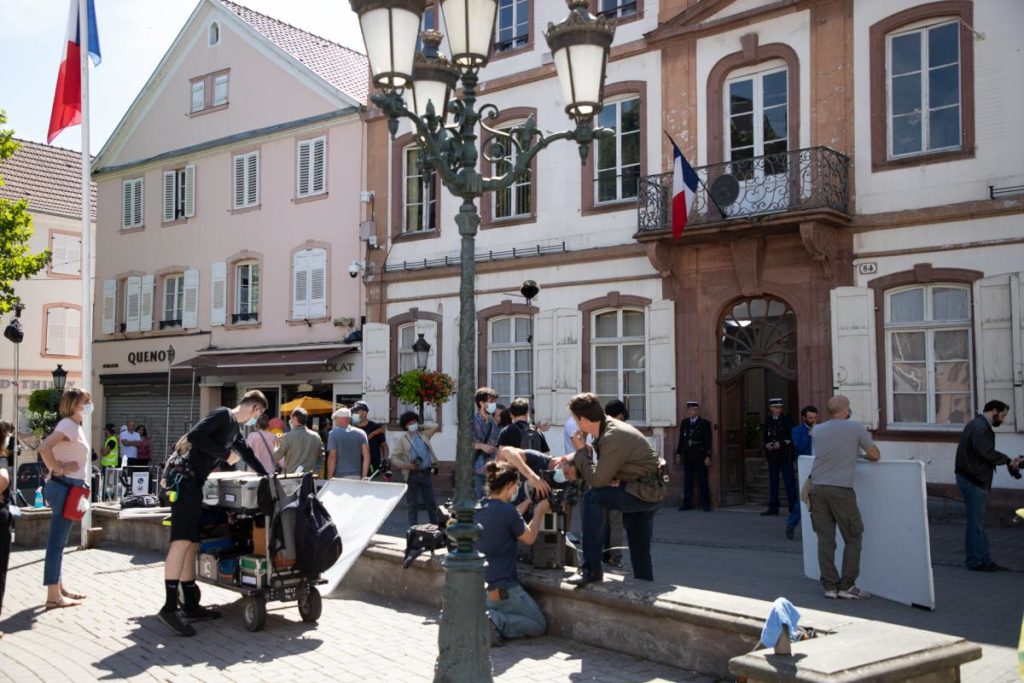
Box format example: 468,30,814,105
685,401,700,408
352,401,369,413
768,398,784,407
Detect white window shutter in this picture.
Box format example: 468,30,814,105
191,81,205,112
122,181,133,228
140,274,155,331
297,140,311,197
182,268,200,329
183,164,196,217
101,279,117,334
51,234,67,274
125,276,143,333
552,308,582,423
645,300,677,426
533,310,556,424
308,248,327,318
162,171,176,222
292,251,310,319
210,262,227,326
312,137,326,194
362,322,391,420
213,74,228,106
66,236,81,275
233,155,246,208
47,308,66,355
973,273,1021,433
247,152,259,206
830,287,879,429
66,308,81,356
133,179,144,227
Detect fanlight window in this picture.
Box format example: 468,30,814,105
720,297,796,377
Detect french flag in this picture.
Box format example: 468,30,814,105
669,136,699,240
47,0,101,144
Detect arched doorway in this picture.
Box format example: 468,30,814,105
717,296,797,506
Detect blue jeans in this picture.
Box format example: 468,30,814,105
768,461,798,512
957,474,991,568
43,476,84,586
487,583,546,639
581,485,659,580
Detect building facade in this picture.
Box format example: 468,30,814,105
89,0,369,455
0,140,93,441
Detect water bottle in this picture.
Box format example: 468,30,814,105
121,455,128,468
34,487,44,508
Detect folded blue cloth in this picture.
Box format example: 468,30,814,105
761,597,801,649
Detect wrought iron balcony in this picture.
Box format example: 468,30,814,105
636,146,850,235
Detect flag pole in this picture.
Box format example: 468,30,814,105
663,131,726,218
79,0,93,548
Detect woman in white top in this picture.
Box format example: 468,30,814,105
37,387,92,610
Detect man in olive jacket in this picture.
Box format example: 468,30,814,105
562,393,665,586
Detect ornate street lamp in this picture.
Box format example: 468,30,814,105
52,364,68,393
349,1,614,680
412,333,432,420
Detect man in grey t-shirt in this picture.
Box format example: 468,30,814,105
808,395,880,600
327,407,370,479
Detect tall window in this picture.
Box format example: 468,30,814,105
596,0,638,19
292,248,327,319
45,307,81,357
496,0,529,53
404,147,436,233
885,284,972,426
235,261,260,323
493,127,531,220
887,20,961,158
595,97,640,204
162,165,196,222
592,309,645,423
297,136,327,198
162,274,185,328
489,316,532,404
726,66,788,179
121,178,144,229
233,151,259,209
50,233,81,276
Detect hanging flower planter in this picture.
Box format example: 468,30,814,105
387,369,456,408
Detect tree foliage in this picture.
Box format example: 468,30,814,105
27,388,61,438
0,110,51,314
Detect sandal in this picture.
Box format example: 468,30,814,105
61,588,87,600
44,598,81,611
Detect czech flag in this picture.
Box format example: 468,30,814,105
669,136,699,240
47,0,101,144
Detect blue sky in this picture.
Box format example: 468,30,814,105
0,0,365,153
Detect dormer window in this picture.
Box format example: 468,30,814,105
210,22,220,46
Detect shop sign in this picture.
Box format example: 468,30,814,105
0,379,72,391
325,362,356,374
127,350,174,366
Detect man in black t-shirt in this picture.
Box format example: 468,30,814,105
157,390,269,638
352,401,388,478
497,398,550,455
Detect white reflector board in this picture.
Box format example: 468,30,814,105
317,478,407,594
798,456,934,609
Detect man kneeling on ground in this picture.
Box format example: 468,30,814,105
476,461,551,646
562,392,665,585
158,390,270,637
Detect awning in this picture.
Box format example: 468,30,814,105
172,346,355,376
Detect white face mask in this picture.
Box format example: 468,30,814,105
553,466,567,484
80,403,94,416
407,423,419,432
485,402,497,415
352,414,362,425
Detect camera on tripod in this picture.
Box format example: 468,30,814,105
527,468,582,569
538,468,581,514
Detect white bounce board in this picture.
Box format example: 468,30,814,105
317,478,407,594
798,456,935,610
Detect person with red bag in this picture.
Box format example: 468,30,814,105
36,386,93,610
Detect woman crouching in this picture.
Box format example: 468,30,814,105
476,460,550,646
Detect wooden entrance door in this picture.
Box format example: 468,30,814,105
719,379,745,506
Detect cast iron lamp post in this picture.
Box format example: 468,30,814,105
51,364,68,393
412,332,431,420
348,1,614,680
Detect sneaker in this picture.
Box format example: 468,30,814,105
837,586,871,600
158,607,197,637
488,618,503,647
823,589,838,599
182,606,222,622
784,525,795,540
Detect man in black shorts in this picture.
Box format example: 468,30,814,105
158,390,269,637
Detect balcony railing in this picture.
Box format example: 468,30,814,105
637,146,850,234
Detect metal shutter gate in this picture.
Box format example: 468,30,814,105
103,383,195,463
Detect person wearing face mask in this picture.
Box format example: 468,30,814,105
326,407,370,480
157,390,269,637
275,407,324,476
351,401,388,478
472,387,500,498
36,387,94,611
390,412,441,526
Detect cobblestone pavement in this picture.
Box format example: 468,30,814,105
0,546,715,683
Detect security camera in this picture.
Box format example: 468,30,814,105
348,261,362,278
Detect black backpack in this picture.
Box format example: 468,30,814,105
520,422,545,452
293,473,342,577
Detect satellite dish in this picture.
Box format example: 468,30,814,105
710,173,740,208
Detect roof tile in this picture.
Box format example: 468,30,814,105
0,139,96,220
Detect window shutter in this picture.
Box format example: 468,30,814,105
210,262,227,327
122,181,133,228
163,171,176,222
533,310,555,424
213,74,228,106
183,164,196,217
233,155,246,208
308,248,327,318
101,279,117,334
552,308,582,424
247,152,259,206
133,179,144,227
830,287,879,429
297,140,311,197
66,236,81,275
125,276,143,332
362,322,391,420
47,308,66,355
292,251,310,319
191,80,205,112
645,300,677,426
140,274,155,331
182,268,200,329
312,137,326,194
973,273,1021,433
51,234,67,274
66,308,81,356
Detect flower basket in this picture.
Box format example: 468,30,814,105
387,370,456,407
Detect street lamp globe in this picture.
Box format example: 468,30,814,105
545,0,615,124
439,0,498,68
52,364,68,393
412,333,431,370
407,31,458,119
350,0,424,91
